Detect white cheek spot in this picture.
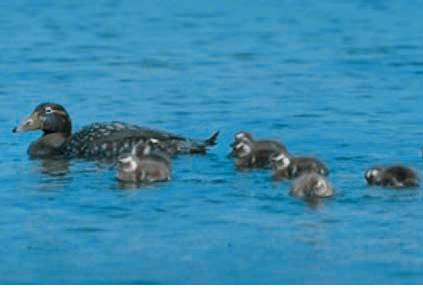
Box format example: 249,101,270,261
237,143,252,156
282,157,290,168
119,156,137,172
316,180,325,189
126,160,137,172
235,133,246,140
150,138,159,144
273,153,286,162
371,169,379,177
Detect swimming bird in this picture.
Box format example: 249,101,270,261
271,151,328,180
365,165,419,188
13,103,219,159
116,139,171,183
230,131,287,169
290,172,334,198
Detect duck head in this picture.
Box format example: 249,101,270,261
13,103,72,136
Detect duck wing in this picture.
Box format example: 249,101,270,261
64,121,218,159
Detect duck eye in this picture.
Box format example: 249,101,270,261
44,107,53,114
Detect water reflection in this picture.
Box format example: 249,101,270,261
36,158,71,177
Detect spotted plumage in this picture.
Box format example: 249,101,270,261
13,103,219,160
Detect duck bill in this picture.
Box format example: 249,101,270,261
12,112,41,133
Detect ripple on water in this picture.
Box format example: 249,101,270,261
3,0,423,284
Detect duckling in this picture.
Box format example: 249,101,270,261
290,173,334,198
230,131,287,169
13,103,219,159
271,152,329,180
116,139,171,183
365,165,419,188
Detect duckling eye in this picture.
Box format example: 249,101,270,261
44,107,53,114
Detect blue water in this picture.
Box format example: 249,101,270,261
1,0,423,284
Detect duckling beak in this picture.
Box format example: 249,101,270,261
12,112,41,133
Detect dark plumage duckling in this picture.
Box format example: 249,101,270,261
13,103,219,159
290,173,334,198
116,139,171,183
230,131,288,169
365,165,419,188
271,152,329,180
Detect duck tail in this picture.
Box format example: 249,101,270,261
186,131,219,154
205,131,219,146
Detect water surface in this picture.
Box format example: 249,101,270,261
1,0,423,284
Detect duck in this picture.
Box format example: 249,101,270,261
116,139,171,183
290,172,334,198
13,103,219,159
230,131,287,169
364,165,419,188
271,151,329,180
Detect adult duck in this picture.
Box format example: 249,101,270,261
13,103,219,159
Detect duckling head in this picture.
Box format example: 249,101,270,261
271,152,290,171
230,131,254,148
233,141,253,158
365,167,382,185
313,178,334,197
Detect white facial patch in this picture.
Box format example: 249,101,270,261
150,138,159,144
118,156,137,172
236,142,252,157
316,179,326,189
282,157,290,168
273,153,286,162
273,153,290,169
235,132,246,140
